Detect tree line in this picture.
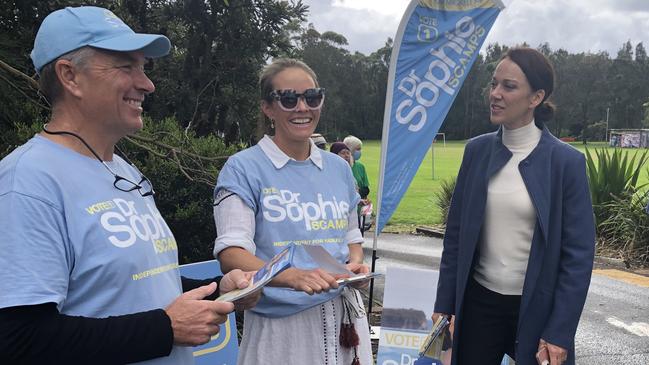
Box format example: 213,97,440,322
2,0,649,262
3,1,649,144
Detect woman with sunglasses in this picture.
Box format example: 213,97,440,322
213,58,372,365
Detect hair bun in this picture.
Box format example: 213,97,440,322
534,101,555,122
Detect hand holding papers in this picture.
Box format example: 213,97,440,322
301,245,383,287
216,244,382,301
419,316,451,357
536,347,550,365
216,245,294,302
536,339,567,365
414,315,452,365
217,269,261,310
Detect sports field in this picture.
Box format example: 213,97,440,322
360,140,649,232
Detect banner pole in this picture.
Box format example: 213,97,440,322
367,247,379,323
366,0,416,321
431,140,435,180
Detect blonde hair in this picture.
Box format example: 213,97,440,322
259,58,319,102
255,58,320,140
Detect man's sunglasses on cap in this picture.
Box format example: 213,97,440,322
269,88,325,112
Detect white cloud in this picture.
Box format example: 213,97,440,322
301,0,649,57
332,0,409,19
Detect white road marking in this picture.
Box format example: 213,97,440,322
606,317,649,337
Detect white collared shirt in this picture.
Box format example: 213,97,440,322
257,135,324,169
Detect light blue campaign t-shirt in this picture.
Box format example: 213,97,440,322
0,135,192,365
216,140,360,318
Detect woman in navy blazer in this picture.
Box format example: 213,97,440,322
433,48,595,365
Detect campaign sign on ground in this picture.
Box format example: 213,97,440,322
377,267,515,365
377,267,440,365
179,260,238,365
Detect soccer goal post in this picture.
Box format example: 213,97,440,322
431,133,446,179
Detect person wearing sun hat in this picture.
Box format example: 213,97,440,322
30,6,171,74
343,135,370,200
310,132,327,149
330,140,353,165
0,6,259,364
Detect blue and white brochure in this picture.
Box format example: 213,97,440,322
216,245,294,302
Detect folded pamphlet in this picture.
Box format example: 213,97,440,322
215,245,294,302
418,315,451,359
336,272,383,285
302,245,383,285
301,244,353,275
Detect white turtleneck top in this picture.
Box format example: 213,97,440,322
473,120,542,295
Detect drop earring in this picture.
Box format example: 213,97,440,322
270,119,275,129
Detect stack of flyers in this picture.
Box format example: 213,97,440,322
418,315,451,358
336,272,383,285
215,245,294,302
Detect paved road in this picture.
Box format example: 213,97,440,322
361,232,649,364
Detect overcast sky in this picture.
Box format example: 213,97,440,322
300,0,649,57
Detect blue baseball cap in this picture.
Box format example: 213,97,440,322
31,6,171,73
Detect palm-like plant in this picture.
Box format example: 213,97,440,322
585,147,648,225
434,176,457,225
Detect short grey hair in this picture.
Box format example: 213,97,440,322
343,135,362,152
38,46,97,106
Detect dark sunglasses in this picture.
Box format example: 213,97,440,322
269,88,325,112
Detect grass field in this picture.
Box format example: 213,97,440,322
360,140,649,232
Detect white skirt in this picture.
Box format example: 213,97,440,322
237,294,373,365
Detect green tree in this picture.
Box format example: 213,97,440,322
617,40,634,61
642,99,649,128
0,0,308,144
143,0,308,142
582,121,607,141
635,42,648,64
608,41,645,129
287,23,389,140
0,0,73,128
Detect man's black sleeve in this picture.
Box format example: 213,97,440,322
0,303,173,365
181,275,223,300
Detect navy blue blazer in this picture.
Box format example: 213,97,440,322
434,125,595,365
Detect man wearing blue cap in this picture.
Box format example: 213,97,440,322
0,6,256,364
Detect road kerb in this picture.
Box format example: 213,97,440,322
593,269,649,287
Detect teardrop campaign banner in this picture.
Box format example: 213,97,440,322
375,0,505,234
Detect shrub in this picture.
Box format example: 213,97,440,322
597,192,649,266
120,117,239,264
585,147,648,225
0,121,43,159
434,176,457,225
582,121,607,142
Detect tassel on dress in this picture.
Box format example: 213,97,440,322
339,321,360,347
340,287,365,364
340,288,360,348
351,354,360,365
